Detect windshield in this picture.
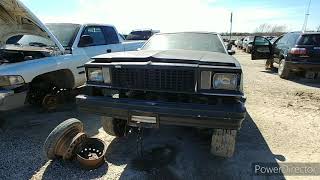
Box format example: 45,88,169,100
6,35,55,47
142,33,226,53
46,24,80,47
126,31,152,40
6,24,80,48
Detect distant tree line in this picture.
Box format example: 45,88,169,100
221,24,320,40
221,23,288,37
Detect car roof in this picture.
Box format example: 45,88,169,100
154,32,219,35
286,31,320,35
301,32,320,35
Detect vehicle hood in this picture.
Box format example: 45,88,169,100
93,49,240,67
0,0,64,52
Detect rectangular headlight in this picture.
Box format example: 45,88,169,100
212,73,238,90
0,75,25,87
87,68,103,82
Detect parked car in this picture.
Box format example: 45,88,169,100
242,36,254,53
265,36,275,41
236,38,244,49
252,32,320,79
229,39,236,46
76,32,246,158
118,34,126,41
0,0,144,111
126,29,160,40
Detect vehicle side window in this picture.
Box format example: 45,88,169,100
254,36,269,46
102,26,120,44
274,35,287,49
82,26,107,46
287,33,300,47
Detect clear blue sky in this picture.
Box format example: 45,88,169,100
21,0,320,33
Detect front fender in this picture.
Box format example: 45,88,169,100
0,54,78,84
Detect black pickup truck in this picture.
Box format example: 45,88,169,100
77,32,247,157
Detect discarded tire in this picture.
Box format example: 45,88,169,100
43,118,86,160
44,118,107,170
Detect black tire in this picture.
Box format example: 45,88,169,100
101,116,126,137
210,129,237,158
278,60,291,79
251,54,256,60
43,118,83,159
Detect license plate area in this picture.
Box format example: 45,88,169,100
128,111,159,128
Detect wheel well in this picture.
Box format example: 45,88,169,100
31,69,75,89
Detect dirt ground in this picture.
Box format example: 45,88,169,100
0,50,319,180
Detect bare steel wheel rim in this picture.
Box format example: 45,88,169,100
63,133,87,160
76,138,107,169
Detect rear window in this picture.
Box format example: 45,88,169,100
126,31,152,40
142,33,226,53
298,34,320,46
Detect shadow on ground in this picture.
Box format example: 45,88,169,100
103,113,286,180
261,68,320,88
0,105,286,180
0,103,101,179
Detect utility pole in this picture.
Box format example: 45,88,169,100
229,12,233,41
302,0,312,32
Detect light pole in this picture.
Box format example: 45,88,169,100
229,12,233,41
302,0,312,32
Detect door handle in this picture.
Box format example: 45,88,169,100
106,49,112,53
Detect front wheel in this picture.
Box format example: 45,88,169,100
210,129,237,158
278,60,291,79
101,116,126,137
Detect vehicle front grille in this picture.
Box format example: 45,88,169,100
111,68,195,92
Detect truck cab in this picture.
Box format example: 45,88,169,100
0,0,144,111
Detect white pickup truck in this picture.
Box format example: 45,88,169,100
0,0,144,111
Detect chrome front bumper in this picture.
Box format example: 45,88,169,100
0,90,27,111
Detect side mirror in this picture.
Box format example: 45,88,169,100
228,50,235,55
78,35,93,47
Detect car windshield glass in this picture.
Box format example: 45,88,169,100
46,24,80,47
142,33,226,53
6,35,55,47
298,34,320,46
126,31,152,40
